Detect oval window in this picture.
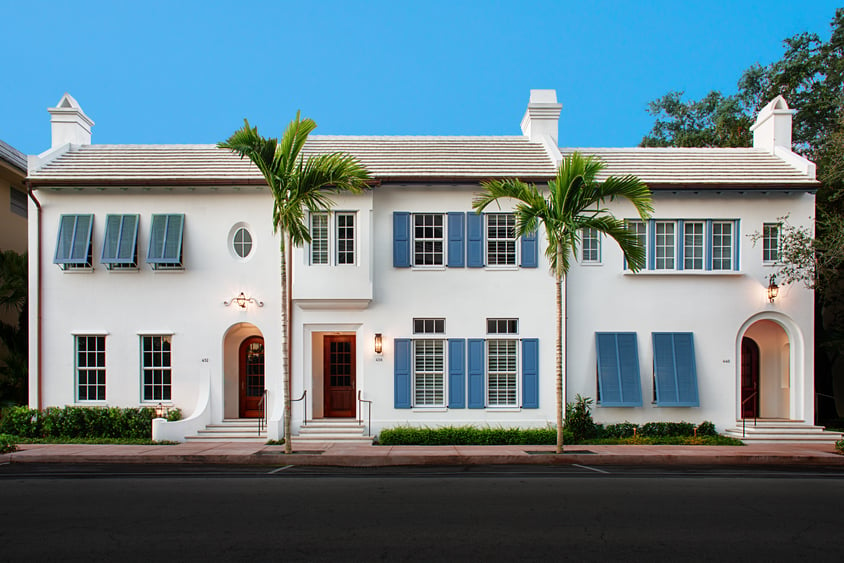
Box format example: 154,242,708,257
233,227,253,258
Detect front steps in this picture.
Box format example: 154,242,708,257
294,419,373,444
723,419,844,443
185,419,267,443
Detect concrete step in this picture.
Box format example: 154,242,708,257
295,419,371,443
724,421,843,443
185,419,267,442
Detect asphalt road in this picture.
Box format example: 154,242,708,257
1,464,843,561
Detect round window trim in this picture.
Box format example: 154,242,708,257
228,223,255,261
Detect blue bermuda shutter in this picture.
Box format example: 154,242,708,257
467,212,484,268
102,214,139,265
520,230,538,268
653,332,699,407
467,338,485,408
448,339,466,408
447,212,465,268
596,333,642,407
394,338,412,408
647,219,656,270
521,338,539,408
616,333,643,406
705,220,713,271
676,220,685,271
163,214,184,261
733,219,741,271
393,212,410,268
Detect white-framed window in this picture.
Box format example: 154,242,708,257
486,213,517,266
683,222,705,270
141,335,172,402
654,221,675,270
76,335,105,401
336,213,356,265
486,317,518,407
232,227,253,259
54,214,94,270
625,220,647,270
711,221,733,270
310,213,329,265
762,223,781,263
413,213,445,266
581,228,601,263
412,318,446,407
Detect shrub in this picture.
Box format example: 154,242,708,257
639,422,696,438
696,421,717,436
0,406,158,440
377,425,562,446
0,433,16,454
565,395,598,441
836,439,844,454
602,422,639,438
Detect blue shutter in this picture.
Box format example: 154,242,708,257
596,333,622,404
616,333,643,406
148,214,167,261
467,338,485,408
102,214,139,265
705,220,713,271
652,332,699,407
448,339,466,408
733,219,740,271
676,220,685,271
521,229,538,268
394,338,411,408
148,214,184,267
393,212,410,268
467,212,484,268
596,332,642,406
54,214,93,266
447,212,465,268
521,338,539,408
647,219,655,271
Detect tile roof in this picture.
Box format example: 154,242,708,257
0,140,27,173
28,136,557,185
562,147,816,187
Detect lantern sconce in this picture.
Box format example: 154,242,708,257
374,333,383,355
154,402,169,419
767,274,779,303
224,292,264,309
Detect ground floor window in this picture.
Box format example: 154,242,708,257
413,339,445,406
142,335,172,401
76,335,105,401
487,339,518,406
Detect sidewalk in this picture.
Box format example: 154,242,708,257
2,441,843,467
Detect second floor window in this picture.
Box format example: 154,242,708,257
626,219,738,272
762,223,781,263
413,214,444,266
581,228,601,263
336,213,355,265
309,212,356,266
486,213,516,266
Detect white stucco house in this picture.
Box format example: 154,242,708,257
25,91,834,442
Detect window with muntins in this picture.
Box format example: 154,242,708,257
76,335,105,401
626,219,738,271
487,318,518,335
486,213,516,266
414,318,445,334
54,214,94,269
581,228,601,263
310,213,329,265
486,317,518,407
147,214,185,270
711,222,733,270
336,213,355,265
762,223,781,263
142,335,172,401
654,221,675,270
413,213,445,266
683,222,705,270
232,227,253,259
101,214,139,269
414,340,445,407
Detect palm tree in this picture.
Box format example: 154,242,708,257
473,152,653,453
219,113,370,453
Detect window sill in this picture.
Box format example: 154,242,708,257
580,261,603,267
486,407,521,412
484,265,519,271
624,270,743,276
412,407,448,412
411,265,447,271
105,267,140,273
59,267,94,274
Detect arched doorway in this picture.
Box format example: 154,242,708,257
239,336,265,418
740,319,790,419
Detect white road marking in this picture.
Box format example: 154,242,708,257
267,465,294,474
572,463,610,474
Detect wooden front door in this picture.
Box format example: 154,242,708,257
239,336,265,418
324,335,356,418
741,337,760,418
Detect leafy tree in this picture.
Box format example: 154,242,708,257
0,250,27,406
474,152,653,453
219,114,370,452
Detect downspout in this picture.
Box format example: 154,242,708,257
26,183,43,410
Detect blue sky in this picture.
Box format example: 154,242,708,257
2,1,840,155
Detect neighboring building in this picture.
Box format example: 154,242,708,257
0,139,27,253
26,91,832,442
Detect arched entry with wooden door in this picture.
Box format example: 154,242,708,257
739,318,791,419
239,336,265,418
741,337,760,418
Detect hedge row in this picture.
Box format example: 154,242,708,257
377,421,718,446
0,406,181,440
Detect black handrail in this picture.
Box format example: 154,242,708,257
740,390,759,437
291,389,307,430
357,390,372,436
257,389,267,436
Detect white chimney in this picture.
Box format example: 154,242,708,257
750,95,793,153
48,93,94,148
521,89,562,145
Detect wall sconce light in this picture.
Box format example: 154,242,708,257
224,292,264,309
154,402,168,419
767,274,779,303
374,333,383,354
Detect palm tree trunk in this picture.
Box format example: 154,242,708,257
556,245,564,454
281,232,292,454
